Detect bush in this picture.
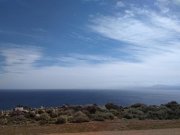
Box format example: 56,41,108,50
59,109,75,116
102,112,114,120
105,103,121,110
146,105,159,112
48,109,58,118
56,116,66,124
39,120,48,125
165,101,179,110
37,109,45,114
146,105,173,120
71,106,82,112
84,105,98,114
25,111,36,119
10,110,24,117
93,111,114,120
147,111,160,120
110,109,121,116
131,103,146,108
123,113,134,119
0,118,8,125
70,111,89,123
90,114,105,121
39,113,50,121
8,115,27,124
123,108,145,119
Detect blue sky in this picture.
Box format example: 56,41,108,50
0,0,180,89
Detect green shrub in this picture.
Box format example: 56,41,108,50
59,109,75,116
146,106,172,120
131,103,146,108
72,106,82,112
147,111,160,120
124,113,134,119
84,105,98,114
94,111,114,120
90,114,105,121
146,105,159,112
70,111,89,123
0,118,8,125
130,103,148,113
103,112,114,120
8,115,27,124
39,113,50,121
105,103,121,110
25,111,36,119
38,113,50,125
39,120,48,125
165,101,179,110
110,109,120,116
10,110,24,117
56,116,66,124
37,109,45,114
48,110,58,118
123,108,145,119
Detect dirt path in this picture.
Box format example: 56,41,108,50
1,120,180,135
47,128,180,135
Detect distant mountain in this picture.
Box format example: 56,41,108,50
124,85,180,91
151,85,180,90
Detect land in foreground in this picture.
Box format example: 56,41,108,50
1,101,180,126
49,128,180,135
1,101,180,134
1,119,180,135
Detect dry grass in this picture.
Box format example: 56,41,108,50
1,119,180,135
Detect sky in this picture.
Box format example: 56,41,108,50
0,0,180,89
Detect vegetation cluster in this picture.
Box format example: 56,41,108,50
0,101,180,125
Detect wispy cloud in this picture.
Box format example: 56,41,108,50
88,3,180,61
0,46,42,73
32,28,47,33
0,28,47,39
82,0,109,6
0,29,40,39
116,1,125,8
58,53,119,66
0,0,180,89
156,0,180,13
0,45,180,89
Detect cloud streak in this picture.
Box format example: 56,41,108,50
0,0,180,89
156,0,180,13
89,2,180,60
0,45,180,89
0,46,42,73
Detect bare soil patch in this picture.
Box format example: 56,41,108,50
1,120,180,135
49,128,180,135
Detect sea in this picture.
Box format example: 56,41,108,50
0,89,180,110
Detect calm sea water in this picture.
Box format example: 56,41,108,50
0,90,180,110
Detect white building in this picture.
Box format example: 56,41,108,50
14,107,24,112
